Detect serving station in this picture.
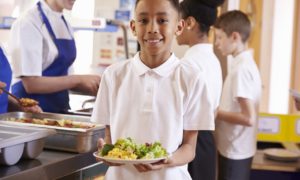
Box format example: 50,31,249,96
251,113,300,180
0,112,107,180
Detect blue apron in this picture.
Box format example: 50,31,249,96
12,2,76,113
0,47,12,114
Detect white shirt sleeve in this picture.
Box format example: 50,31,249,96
183,73,215,130
91,70,111,125
9,17,43,77
233,67,256,101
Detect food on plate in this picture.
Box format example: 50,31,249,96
99,137,168,160
7,117,96,129
19,98,39,107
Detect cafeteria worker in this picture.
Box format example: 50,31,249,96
0,46,12,114
0,45,41,114
9,0,100,113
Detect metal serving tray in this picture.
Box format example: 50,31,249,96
0,124,56,165
0,112,105,153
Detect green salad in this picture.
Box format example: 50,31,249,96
100,137,168,160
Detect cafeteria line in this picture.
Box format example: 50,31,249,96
1,0,300,180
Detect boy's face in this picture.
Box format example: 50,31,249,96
214,28,235,56
130,0,183,58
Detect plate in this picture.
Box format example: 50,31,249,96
263,148,300,162
93,152,168,164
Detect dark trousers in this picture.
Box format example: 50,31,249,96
218,153,253,180
188,131,216,180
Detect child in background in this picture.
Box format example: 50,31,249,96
176,0,223,179
296,100,300,110
214,10,262,180
294,97,300,111
91,0,214,179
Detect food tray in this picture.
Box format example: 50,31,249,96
0,112,105,153
0,124,56,166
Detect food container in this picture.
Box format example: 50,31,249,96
0,124,55,165
0,112,105,153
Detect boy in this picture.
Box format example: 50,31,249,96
214,10,262,180
91,0,214,179
294,98,300,110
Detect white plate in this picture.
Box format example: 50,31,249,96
93,152,168,164
263,148,300,162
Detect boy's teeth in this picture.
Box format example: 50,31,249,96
148,40,159,43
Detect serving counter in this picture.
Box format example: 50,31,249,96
0,149,107,180
252,150,300,172
1,146,300,180
251,142,300,180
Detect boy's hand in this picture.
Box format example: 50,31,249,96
95,138,124,166
295,98,300,111
133,157,172,172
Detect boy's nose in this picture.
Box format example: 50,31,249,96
147,21,158,33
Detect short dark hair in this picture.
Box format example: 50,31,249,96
214,10,251,43
180,0,224,34
135,0,180,14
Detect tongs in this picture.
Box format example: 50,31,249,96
0,87,38,107
0,87,21,103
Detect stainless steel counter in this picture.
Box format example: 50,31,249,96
1,146,299,179
0,149,105,180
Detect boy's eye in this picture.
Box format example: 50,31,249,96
137,18,148,24
158,19,168,24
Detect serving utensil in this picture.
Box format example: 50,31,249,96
0,87,21,103
0,87,38,107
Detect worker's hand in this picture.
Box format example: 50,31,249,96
0,81,6,94
73,75,101,96
21,105,43,113
95,138,124,166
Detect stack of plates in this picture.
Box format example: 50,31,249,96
263,148,300,162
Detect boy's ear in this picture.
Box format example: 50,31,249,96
231,31,241,42
175,19,185,36
130,20,137,36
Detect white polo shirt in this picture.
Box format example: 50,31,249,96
8,0,73,82
182,43,222,113
215,50,262,160
91,53,214,180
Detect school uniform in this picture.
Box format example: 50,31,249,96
182,44,222,180
0,47,12,114
9,0,76,113
215,50,262,180
91,53,214,180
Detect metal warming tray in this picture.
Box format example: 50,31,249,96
0,124,55,166
0,112,105,153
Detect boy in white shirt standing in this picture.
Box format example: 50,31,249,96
214,10,262,180
92,0,214,179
